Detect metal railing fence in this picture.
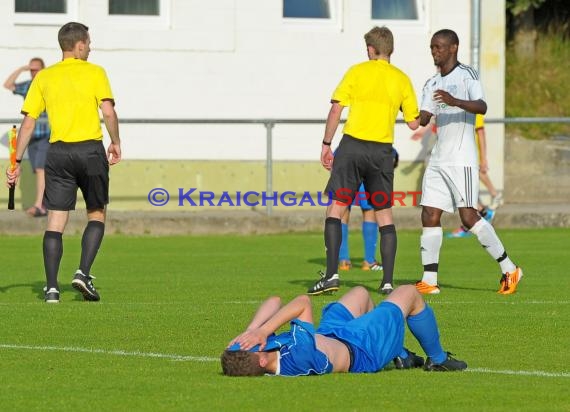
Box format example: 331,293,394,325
2,117,569,215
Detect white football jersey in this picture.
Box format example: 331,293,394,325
420,63,485,167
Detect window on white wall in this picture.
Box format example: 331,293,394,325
14,0,77,25
282,0,341,30
16,0,65,13
109,0,159,16
283,0,330,19
107,0,169,29
372,0,418,20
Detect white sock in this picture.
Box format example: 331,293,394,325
469,219,516,274
422,271,439,286
421,227,443,285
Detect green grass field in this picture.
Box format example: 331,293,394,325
1,229,569,411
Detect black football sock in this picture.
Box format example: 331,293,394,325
43,231,63,290
79,221,105,276
379,224,397,285
324,217,342,278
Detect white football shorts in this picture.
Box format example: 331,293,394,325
420,165,479,213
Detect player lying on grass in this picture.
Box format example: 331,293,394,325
221,285,466,376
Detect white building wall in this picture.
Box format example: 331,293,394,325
0,0,504,173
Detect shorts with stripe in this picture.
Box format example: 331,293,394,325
420,165,479,213
325,134,394,211
44,140,109,211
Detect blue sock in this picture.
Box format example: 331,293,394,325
362,221,378,263
407,305,447,364
339,223,350,261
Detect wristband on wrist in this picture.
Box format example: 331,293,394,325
16,159,22,164
322,140,332,146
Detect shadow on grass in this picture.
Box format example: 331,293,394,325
302,257,496,293
290,275,495,294
398,278,493,293
0,281,98,301
288,277,381,294
307,256,369,267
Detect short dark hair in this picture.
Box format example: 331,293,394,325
58,22,89,51
220,350,265,376
433,29,459,46
30,57,45,68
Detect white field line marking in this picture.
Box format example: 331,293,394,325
467,367,570,378
229,300,570,307
0,343,217,362
0,301,263,306
1,300,568,307
1,343,569,378
425,300,570,305
226,301,262,304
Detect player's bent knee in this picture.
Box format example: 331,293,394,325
341,285,367,299
339,286,369,305
396,284,419,296
350,285,370,300
386,285,425,317
387,285,422,305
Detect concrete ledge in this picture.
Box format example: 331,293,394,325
505,137,570,203
1,203,569,235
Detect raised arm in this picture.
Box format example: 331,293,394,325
3,65,28,92
228,294,313,351
244,296,283,331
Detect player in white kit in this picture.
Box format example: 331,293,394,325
414,29,523,295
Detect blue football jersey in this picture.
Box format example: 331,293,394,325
277,319,333,376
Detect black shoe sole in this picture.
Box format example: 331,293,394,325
424,363,467,371
72,280,100,302
393,351,424,369
307,286,339,296
424,366,467,371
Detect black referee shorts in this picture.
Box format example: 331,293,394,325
44,140,109,211
325,134,394,210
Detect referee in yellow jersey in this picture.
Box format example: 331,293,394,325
6,22,121,303
308,26,419,296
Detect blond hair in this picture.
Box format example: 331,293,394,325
364,26,394,56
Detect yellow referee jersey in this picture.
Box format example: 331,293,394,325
332,59,419,143
22,58,114,143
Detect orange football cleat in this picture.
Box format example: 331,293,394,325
338,260,352,271
498,267,523,295
415,281,441,295
362,261,383,271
